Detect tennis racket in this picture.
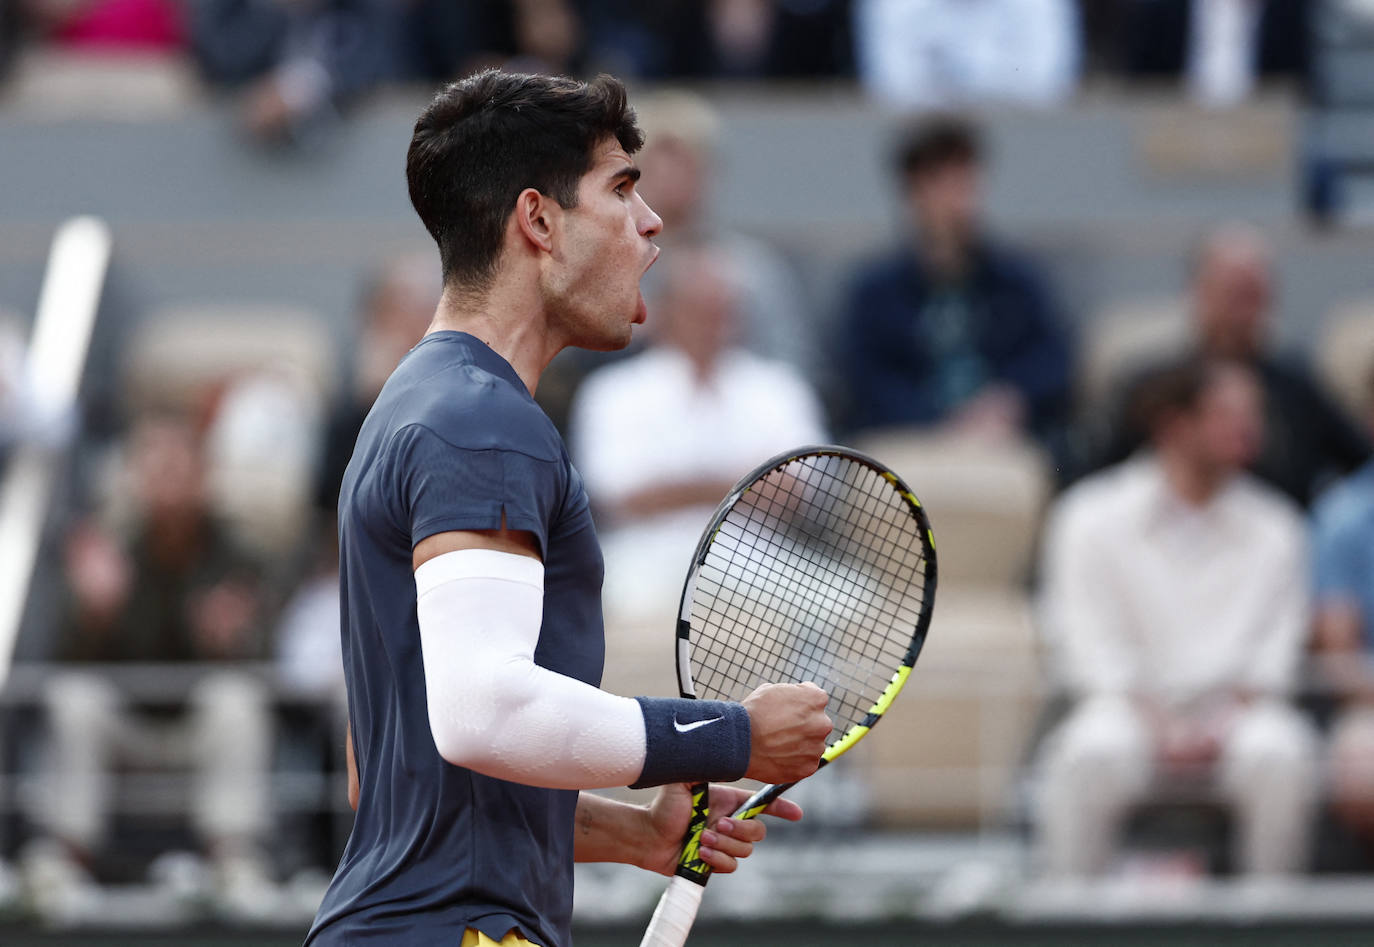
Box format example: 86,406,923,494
639,445,937,947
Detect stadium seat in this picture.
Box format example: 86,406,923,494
843,430,1050,828
1316,297,1374,420
852,430,1051,587
847,586,1041,829
2,49,200,120
122,303,337,561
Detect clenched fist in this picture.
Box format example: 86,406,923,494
741,682,832,784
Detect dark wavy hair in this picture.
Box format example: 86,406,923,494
406,70,644,291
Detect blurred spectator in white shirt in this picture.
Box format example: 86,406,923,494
1034,356,1318,877
1312,359,1374,858
854,0,1079,108
570,243,826,618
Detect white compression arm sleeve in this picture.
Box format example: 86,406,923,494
415,549,647,789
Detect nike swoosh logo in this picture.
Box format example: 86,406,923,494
673,716,723,734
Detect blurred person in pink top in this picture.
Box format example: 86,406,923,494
18,0,183,50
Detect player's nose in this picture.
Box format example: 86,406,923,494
638,196,663,240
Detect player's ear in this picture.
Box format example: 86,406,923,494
514,187,558,254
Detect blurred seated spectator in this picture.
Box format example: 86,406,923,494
407,0,585,82
189,0,405,143
594,0,852,79
837,115,1073,450
1312,358,1374,864
854,0,1079,108
11,0,183,53
26,412,274,919
570,243,827,618
1088,224,1369,506
1106,0,1311,107
275,253,438,699
1034,357,1317,878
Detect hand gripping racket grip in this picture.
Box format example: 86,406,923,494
638,875,705,947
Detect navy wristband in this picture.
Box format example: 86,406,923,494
629,697,751,789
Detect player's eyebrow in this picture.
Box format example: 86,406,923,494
610,166,642,186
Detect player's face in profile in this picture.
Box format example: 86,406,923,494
548,138,662,351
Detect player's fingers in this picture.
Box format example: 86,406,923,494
760,797,803,822
697,845,739,874
700,830,751,868
712,817,766,844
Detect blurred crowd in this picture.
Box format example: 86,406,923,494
0,1,1338,142
2,0,1374,929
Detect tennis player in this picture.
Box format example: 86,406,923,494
305,70,833,946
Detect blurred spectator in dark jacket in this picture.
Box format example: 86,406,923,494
838,115,1073,448
26,412,274,921
633,0,852,78
1102,0,1310,106
1094,224,1369,506
190,0,405,143
407,0,585,81
1312,359,1374,862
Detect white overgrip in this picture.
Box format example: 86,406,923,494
639,875,706,947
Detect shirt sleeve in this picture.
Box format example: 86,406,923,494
1313,497,1367,606
1244,517,1311,695
395,423,562,557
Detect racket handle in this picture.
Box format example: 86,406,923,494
639,874,705,947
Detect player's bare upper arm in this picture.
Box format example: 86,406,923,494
413,524,542,572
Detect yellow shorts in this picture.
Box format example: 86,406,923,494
461,929,534,947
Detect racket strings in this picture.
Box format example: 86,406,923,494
687,454,930,738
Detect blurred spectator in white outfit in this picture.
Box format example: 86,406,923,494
570,244,826,618
1035,356,1318,877
854,0,1080,108
1312,359,1374,856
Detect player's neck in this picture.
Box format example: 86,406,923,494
427,281,561,396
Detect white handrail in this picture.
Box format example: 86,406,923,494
0,216,112,686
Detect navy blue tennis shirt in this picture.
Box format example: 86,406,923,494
307,332,748,946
